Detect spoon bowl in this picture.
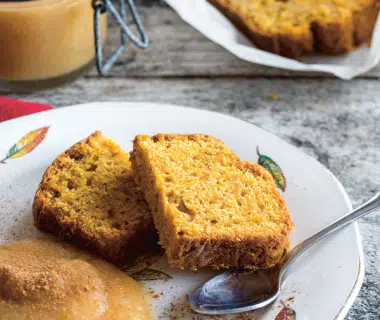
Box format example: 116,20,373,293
189,267,281,314
189,192,380,315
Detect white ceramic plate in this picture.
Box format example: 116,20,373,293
0,102,363,320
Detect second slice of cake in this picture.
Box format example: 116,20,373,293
132,134,293,270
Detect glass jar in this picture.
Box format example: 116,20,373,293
0,0,107,91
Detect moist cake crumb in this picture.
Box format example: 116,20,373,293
131,134,293,270
33,131,157,265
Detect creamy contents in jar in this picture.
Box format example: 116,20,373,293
0,238,151,320
0,0,107,81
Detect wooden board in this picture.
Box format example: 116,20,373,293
85,0,380,78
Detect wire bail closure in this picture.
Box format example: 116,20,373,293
92,0,149,75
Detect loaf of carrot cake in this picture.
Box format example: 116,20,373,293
131,134,293,270
209,0,380,58
33,131,157,266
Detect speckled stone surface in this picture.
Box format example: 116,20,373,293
10,77,380,319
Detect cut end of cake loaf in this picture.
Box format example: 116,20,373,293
33,131,157,266
131,134,294,270
209,0,379,58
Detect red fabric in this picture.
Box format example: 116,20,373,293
0,97,52,122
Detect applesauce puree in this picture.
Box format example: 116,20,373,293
0,238,151,320
0,0,107,81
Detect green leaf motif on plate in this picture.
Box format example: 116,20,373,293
121,254,157,274
130,268,172,281
121,253,172,281
275,301,296,320
257,146,286,191
6,145,18,160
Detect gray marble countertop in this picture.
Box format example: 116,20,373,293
7,1,380,319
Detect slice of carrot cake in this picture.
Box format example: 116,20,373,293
209,0,379,58
33,131,157,266
131,134,293,270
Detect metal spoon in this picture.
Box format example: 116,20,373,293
189,192,380,315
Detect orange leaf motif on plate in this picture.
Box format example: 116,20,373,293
0,127,49,164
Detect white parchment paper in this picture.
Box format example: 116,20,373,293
165,0,380,79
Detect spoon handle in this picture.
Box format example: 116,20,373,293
281,192,380,276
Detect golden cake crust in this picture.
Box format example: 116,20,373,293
131,134,293,270
33,131,157,266
209,0,379,58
